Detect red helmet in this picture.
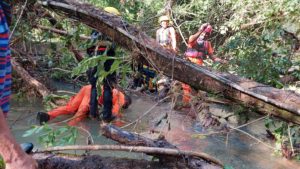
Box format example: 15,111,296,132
204,25,212,33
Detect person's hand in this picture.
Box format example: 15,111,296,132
214,57,227,64
198,23,209,32
5,154,38,169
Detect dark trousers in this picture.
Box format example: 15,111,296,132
102,74,115,119
87,52,116,119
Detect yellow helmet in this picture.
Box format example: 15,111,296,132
158,15,170,23
104,7,121,16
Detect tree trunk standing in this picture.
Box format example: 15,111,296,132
40,0,300,124
11,58,51,98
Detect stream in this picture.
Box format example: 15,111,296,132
8,81,300,169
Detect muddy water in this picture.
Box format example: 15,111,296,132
8,91,300,169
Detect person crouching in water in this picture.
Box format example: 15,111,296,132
36,85,131,126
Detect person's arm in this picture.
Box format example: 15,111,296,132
0,113,37,169
1,0,12,26
169,27,177,51
188,31,202,44
156,29,160,43
188,23,209,44
206,42,226,63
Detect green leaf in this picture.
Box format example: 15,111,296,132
23,126,38,137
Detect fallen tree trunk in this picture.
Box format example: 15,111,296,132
40,0,300,124
101,124,176,148
39,144,223,167
11,58,51,98
34,152,221,169
101,124,223,167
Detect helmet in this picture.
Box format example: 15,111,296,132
158,15,170,23
204,24,212,33
104,7,121,16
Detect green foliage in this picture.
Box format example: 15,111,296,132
170,0,300,87
72,50,131,92
23,124,78,147
72,55,118,82
43,94,70,111
264,117,300,159
232,105,249,122
0,156,4,169
12,0,300,90
221,29,293,87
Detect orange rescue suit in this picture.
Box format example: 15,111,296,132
182,55,203,104
48,85,125,126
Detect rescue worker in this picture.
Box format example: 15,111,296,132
0,1,38,169
132,63,157,93
154,15,177,97
185,23,223,64
182,23,225,104
36,85,131,126
86,7,121,123
132,15,177,93
156,15,177,52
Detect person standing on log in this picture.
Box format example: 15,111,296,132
86,7,122,123
182,23,225,104
0,1,37,169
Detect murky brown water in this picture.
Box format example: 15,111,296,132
8,90,300,169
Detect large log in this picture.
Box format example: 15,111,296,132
39,0,300,124
100,124,223,166
34,152,221,169
101,124,176,148
40,144,223,167
11,58,51,98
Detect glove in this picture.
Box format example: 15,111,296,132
199,23,209,32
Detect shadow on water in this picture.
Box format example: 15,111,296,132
8,87,300,168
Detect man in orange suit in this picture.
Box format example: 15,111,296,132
37,85,131,126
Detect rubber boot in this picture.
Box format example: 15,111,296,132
36,112,50,125
20,143,34,154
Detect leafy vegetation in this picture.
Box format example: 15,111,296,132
0,156,4,169
265,117,300,159
10,0,300,164
23,124,78,147
11,0,300,89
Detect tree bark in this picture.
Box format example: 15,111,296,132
40,0,300,124
101,124,176,148
33,152,222,169
11,58,51,98
39,144,223,167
